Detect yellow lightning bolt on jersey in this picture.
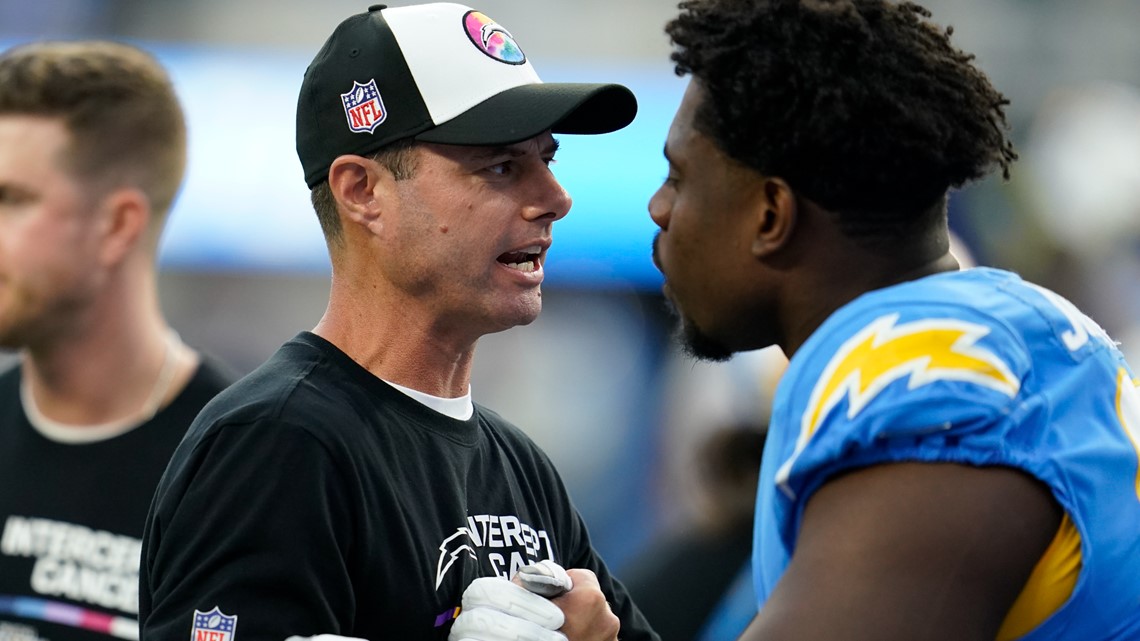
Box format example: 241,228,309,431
1117,370,1140,502
776,313,1020,498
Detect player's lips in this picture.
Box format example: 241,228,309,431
651,235,682,311
651,232,665,273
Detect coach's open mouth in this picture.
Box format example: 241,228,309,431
497,246,542,273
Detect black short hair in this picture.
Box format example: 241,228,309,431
666,0,1016,235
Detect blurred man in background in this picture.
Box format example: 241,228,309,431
0,41,234,641
649,0,1140,639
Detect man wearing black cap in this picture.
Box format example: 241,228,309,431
139,4,652,641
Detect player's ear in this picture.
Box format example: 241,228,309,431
96,187,150,267
751,176,797,257
328,154,391,233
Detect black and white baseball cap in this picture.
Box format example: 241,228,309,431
296,2,638,188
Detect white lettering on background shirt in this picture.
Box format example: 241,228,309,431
1,516,141,614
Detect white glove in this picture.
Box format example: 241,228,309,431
515,560,573,598
448,562,573,641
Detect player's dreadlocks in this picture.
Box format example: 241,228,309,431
666,0,1016,241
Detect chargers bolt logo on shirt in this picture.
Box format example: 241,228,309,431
776,314,1021,498
801,314,1020,440
341,79,387,134
462,11,526,64
191,607,237,641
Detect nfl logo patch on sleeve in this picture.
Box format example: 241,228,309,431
192,607,238,641
341,79,387,134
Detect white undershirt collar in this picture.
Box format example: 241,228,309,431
384,380,474,421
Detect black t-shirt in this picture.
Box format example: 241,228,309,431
140,332,658,641
0,359,235,641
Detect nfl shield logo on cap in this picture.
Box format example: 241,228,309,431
191,607,238,641
341,78,387,134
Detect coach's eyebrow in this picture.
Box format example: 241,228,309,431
470,138,561,161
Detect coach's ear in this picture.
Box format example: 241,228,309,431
327,155,378,221
328,154,394,237
97,187,151,267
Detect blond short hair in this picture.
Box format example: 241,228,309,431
0,41,187,221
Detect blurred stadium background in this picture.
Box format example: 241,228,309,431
3,0,1140,577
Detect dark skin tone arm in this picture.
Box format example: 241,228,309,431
741,462,1062,641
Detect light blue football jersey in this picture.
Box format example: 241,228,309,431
753,267,1140,640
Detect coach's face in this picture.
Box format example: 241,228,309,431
649,81,781,360
384,132,571,338
0,116,105,349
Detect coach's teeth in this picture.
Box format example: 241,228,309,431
506,261,536,272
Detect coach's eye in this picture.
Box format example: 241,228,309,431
488,162,512,176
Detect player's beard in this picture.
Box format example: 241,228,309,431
663,296,734,362
678,318,733,362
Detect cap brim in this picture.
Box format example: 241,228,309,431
414,82,637,146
